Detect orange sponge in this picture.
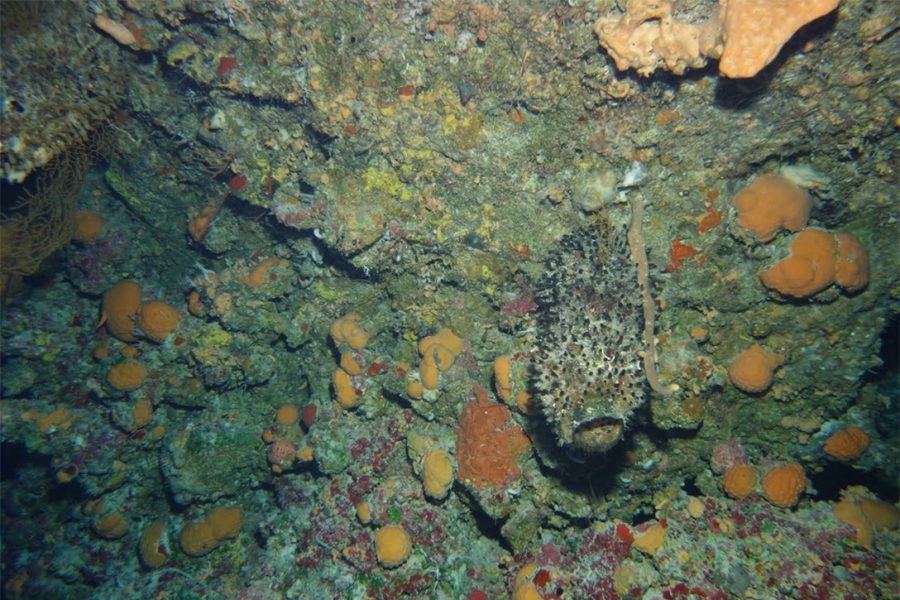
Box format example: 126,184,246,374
138,300,180,343
723,464,758,500
760,229,836,298
728,344,783,394
823,426,870,461
761,229,870,298
834,232,869,293
330,313,369,350
73,210,106,243
107,360,148,391
734,174,811,242
762,462,806,508
179,506,242,557
101,281,142,342
374,524,412,568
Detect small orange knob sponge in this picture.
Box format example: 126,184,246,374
823,426,870,461
734,174,811,242
762,462,806,508
728,344,783,394
723,464,758,500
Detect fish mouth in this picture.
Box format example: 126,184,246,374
572,417,624,453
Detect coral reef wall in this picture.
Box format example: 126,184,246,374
1,0,897,598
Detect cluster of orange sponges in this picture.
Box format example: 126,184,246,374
101,280,181,343
179,506,243,557
834,487,899,548
261,404,314,473
416,327,463,391
100,281,181,421
330,313,369,408
760,229,869,298
733,174,870,299
722,461,807,508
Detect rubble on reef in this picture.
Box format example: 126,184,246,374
1,0,897,598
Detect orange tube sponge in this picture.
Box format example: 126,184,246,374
107,360,148,391
760,229,837,298
374,525,411,568
138,300,180,343
823,426,870,461
762,462,806,508
734,174,811,242
834,232,869,293
101,280,142,342
728,344,783,394
723,464,758,500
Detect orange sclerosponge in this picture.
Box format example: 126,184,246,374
179,506,242,557
834,232,870,293
823,426,870,461
762,462,806,508
760,228,836,298
73,210,106,243
102,281,142,342
734,174,811,242
374,525,411,568
138,300,180,343
107,360,148,391
728,344,783,394
723,464,758,500
330,313,369,350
